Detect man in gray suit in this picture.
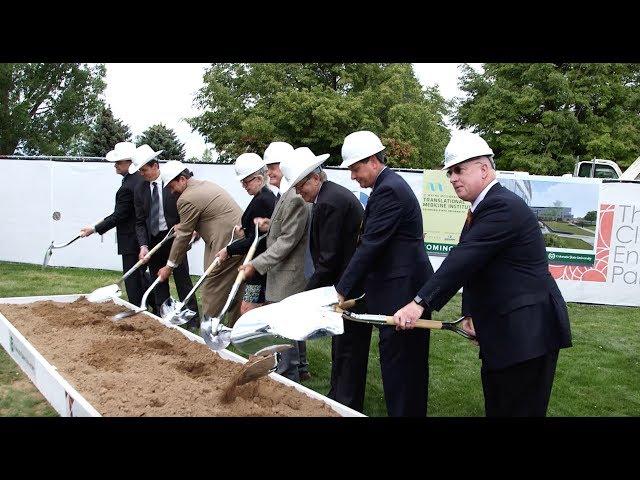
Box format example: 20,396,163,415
239,142,311,383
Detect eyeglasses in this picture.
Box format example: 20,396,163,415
241,176,260,186
446,161,484,178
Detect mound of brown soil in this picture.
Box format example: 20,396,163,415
1,299,339,417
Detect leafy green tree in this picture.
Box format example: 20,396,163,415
454,63,640,175
189,63,451,168
584,210,597,222
136,124,185,160
0,63,106,155
83,106,132,157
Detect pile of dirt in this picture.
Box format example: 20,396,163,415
0,299,339,417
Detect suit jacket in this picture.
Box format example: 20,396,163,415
94,172,143,255
134,176,181,247
168,178,242,266
251,186,310,302
336,167,433,315
226,185,277,286
416,182,572,370
305,181,364,291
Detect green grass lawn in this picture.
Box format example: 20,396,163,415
544,221,596,236
1,261,639,417
557,237,593,250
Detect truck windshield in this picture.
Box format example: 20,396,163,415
577,163,619,179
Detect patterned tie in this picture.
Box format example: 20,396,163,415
150,181,160,237
465,208,473,227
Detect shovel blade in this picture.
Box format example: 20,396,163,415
87,284,121,303
112,308,145,321
200,315,232,350
236,354,277,385
42,246,53,268
160,298,194,325
235,302,344,342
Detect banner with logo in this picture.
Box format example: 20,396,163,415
550,181,640,306
422,171,602,266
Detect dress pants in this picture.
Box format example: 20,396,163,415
147,230,199,321
328,319,372,413
121,253,145,307
481,350,559,417
378,325,430,417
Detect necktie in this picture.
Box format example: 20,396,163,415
150,182,160,237
276,192,281,200
304,205,315,279
465,208,473,227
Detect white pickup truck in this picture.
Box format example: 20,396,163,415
571,157,640,180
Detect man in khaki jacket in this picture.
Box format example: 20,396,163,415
157,161,243,327
239,145,311,382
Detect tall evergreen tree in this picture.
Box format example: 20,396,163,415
83,106,132,157
136,123,185,160
454,63,640,175
189,63,450,168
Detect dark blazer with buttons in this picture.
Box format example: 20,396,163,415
94,172,143,255
226,185,277,286
134,177,180,247
336,167,433,314
416,182,572,370
306,180,364,291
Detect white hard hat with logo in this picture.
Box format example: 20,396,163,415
234,153,266,180
106,142,137,163
129,144,164,174
281,147,330,193
339,131,385,168
263,141,294,165
160,160,188,186
442,132,494,170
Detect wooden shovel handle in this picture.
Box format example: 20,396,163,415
338,298,358,310
380,316,444,330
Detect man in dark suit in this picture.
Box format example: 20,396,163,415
283,147,367,411
129,145,198,323
80,142,146,306
335,131,434,417
393,132,572,417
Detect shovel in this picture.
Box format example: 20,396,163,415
111,277,162,321
112,235,200,320
341,312,476,339
236,345,293,385
199,297,344,355
221,345,294,403
42,218,103,268
161,228,236,326
200,223,267,349
86,227,175,303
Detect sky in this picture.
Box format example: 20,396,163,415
103,63,481,160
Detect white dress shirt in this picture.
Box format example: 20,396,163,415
470,179,498,212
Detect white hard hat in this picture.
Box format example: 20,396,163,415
129,144,164,174
442,132,494,170
106,142,137,163
234,153,265,180
339,131,385,168
280,147,330,194
263,141,294,165
160,160,187,186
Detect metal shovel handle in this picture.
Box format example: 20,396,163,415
218,223,261,317
121,226,175,283
140,277,162,308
